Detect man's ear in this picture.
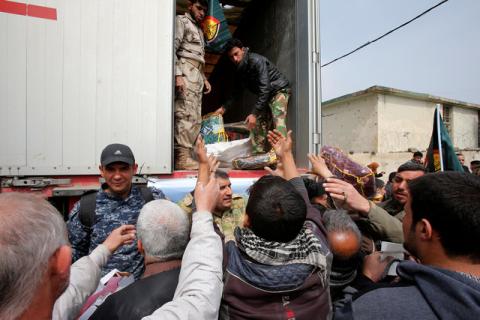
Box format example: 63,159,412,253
133,163,139,175
417,218,433,241
99,165,105,178
50,245,72,277
243,214,251,228
137,240,145,255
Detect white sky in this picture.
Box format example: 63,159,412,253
320,0,480,104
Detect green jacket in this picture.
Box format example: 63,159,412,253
360,201,404,243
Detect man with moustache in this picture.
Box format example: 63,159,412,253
323,162,426,244
178,170,245,242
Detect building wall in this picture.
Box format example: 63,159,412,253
322,94,378,153
323,90,480,180
452,106,479,149
377,94,437,153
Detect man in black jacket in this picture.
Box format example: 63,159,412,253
216,38,291,154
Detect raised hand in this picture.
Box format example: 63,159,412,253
194,172,220,213
214,106,226,115
323,177,371,215
307,153,333,179
203,79,212,94
207,154,220,173
195,136,209,165
362,252,395,282
245,114,257,130
264,161,285,179
267,129,293,159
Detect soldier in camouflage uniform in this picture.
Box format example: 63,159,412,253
216,38,291,154
67,144,166,279
174,0,211,170
178,170,246,242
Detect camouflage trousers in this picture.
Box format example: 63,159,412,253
251,88,290,154
174,58,204,151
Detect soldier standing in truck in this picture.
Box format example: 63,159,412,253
174,0,211,170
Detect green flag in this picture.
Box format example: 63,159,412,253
425,106,464,172
202,0,231,53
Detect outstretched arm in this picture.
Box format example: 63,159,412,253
143,175,223,320
54,225,136,320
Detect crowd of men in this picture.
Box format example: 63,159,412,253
1,1,480,319
1,127,480,319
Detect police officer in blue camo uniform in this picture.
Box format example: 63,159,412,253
67,143,166,279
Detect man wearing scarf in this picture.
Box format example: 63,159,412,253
219,130,332,320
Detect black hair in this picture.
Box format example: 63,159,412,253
214,170,229,180
408,172,480,262
225,38,244,53
375,178,385,189
471,160,480,166
190,0,208,7
388,171,397,183
413,151,423,158
302,177,326,200
246,175,306,242
397,161,426,173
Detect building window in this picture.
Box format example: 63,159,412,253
442,104,452,136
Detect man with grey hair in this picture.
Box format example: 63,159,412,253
0,193,136,320
90,199,191,319
0,193,71,320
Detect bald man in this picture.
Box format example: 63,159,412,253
323,210,362,301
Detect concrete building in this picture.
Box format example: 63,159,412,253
322,86,480,176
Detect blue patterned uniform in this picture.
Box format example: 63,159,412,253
67,185,166,279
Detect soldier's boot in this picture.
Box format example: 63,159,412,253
175,147,199,170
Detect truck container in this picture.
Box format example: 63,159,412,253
0,0,322,213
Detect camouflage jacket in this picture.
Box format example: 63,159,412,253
178,192,246,242
175,12,205,76
67,185,166,279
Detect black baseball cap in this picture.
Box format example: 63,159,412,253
101,143,135,166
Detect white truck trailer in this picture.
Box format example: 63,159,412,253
0,0,322,212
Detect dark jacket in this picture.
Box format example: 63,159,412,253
220,177,331,320
334,261,480,320
89,267,180,320
225,48,290,116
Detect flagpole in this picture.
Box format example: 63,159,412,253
436,104,444,171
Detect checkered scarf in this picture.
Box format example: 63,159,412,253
235,224,327,270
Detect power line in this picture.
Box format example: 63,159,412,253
321,0,449,68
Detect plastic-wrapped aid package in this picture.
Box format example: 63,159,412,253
232,151,277,170
321,146,376,198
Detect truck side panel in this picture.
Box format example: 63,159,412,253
0,0,174,176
